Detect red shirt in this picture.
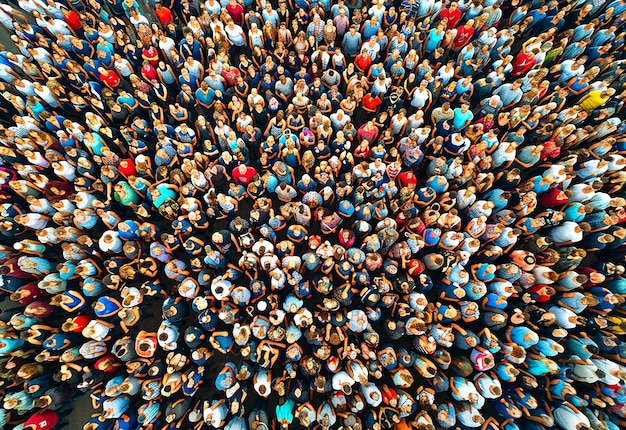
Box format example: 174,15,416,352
100,70,120,88
63,10,82,30
354,53,372,73
142,46,160,66
397,171,418,188
141,63,158,81
361,93,381,112
24,409,59,430
439,8,462,29
527,284,552,302
14,283,43,305
95,354,123,372
221,66,240,86
232,166,258,185
538,188,568,208
118,158,137,178
226,3,245,24
453,25,474,49
155,6,174,26
69,315,93,332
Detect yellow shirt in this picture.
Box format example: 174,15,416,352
579,90,608,111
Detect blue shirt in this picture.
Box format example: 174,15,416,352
425,28,444,52
452,108,473,129
342,32,362,55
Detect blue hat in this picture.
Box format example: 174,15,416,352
338,200,355,217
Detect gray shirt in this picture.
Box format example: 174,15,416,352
275,77,294,98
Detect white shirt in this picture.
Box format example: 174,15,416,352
45,18,72,35
30,47,53,65
0,5,17,30
159,37,176,60
114,58,134,77
224,24,245,45
83,320,111,341
99,231,123,253
18,0,46,14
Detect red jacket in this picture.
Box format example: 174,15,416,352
510,52,536,77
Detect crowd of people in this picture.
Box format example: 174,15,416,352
0,0,625,429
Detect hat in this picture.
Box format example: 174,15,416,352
308,235,322,249
338,200,355,217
